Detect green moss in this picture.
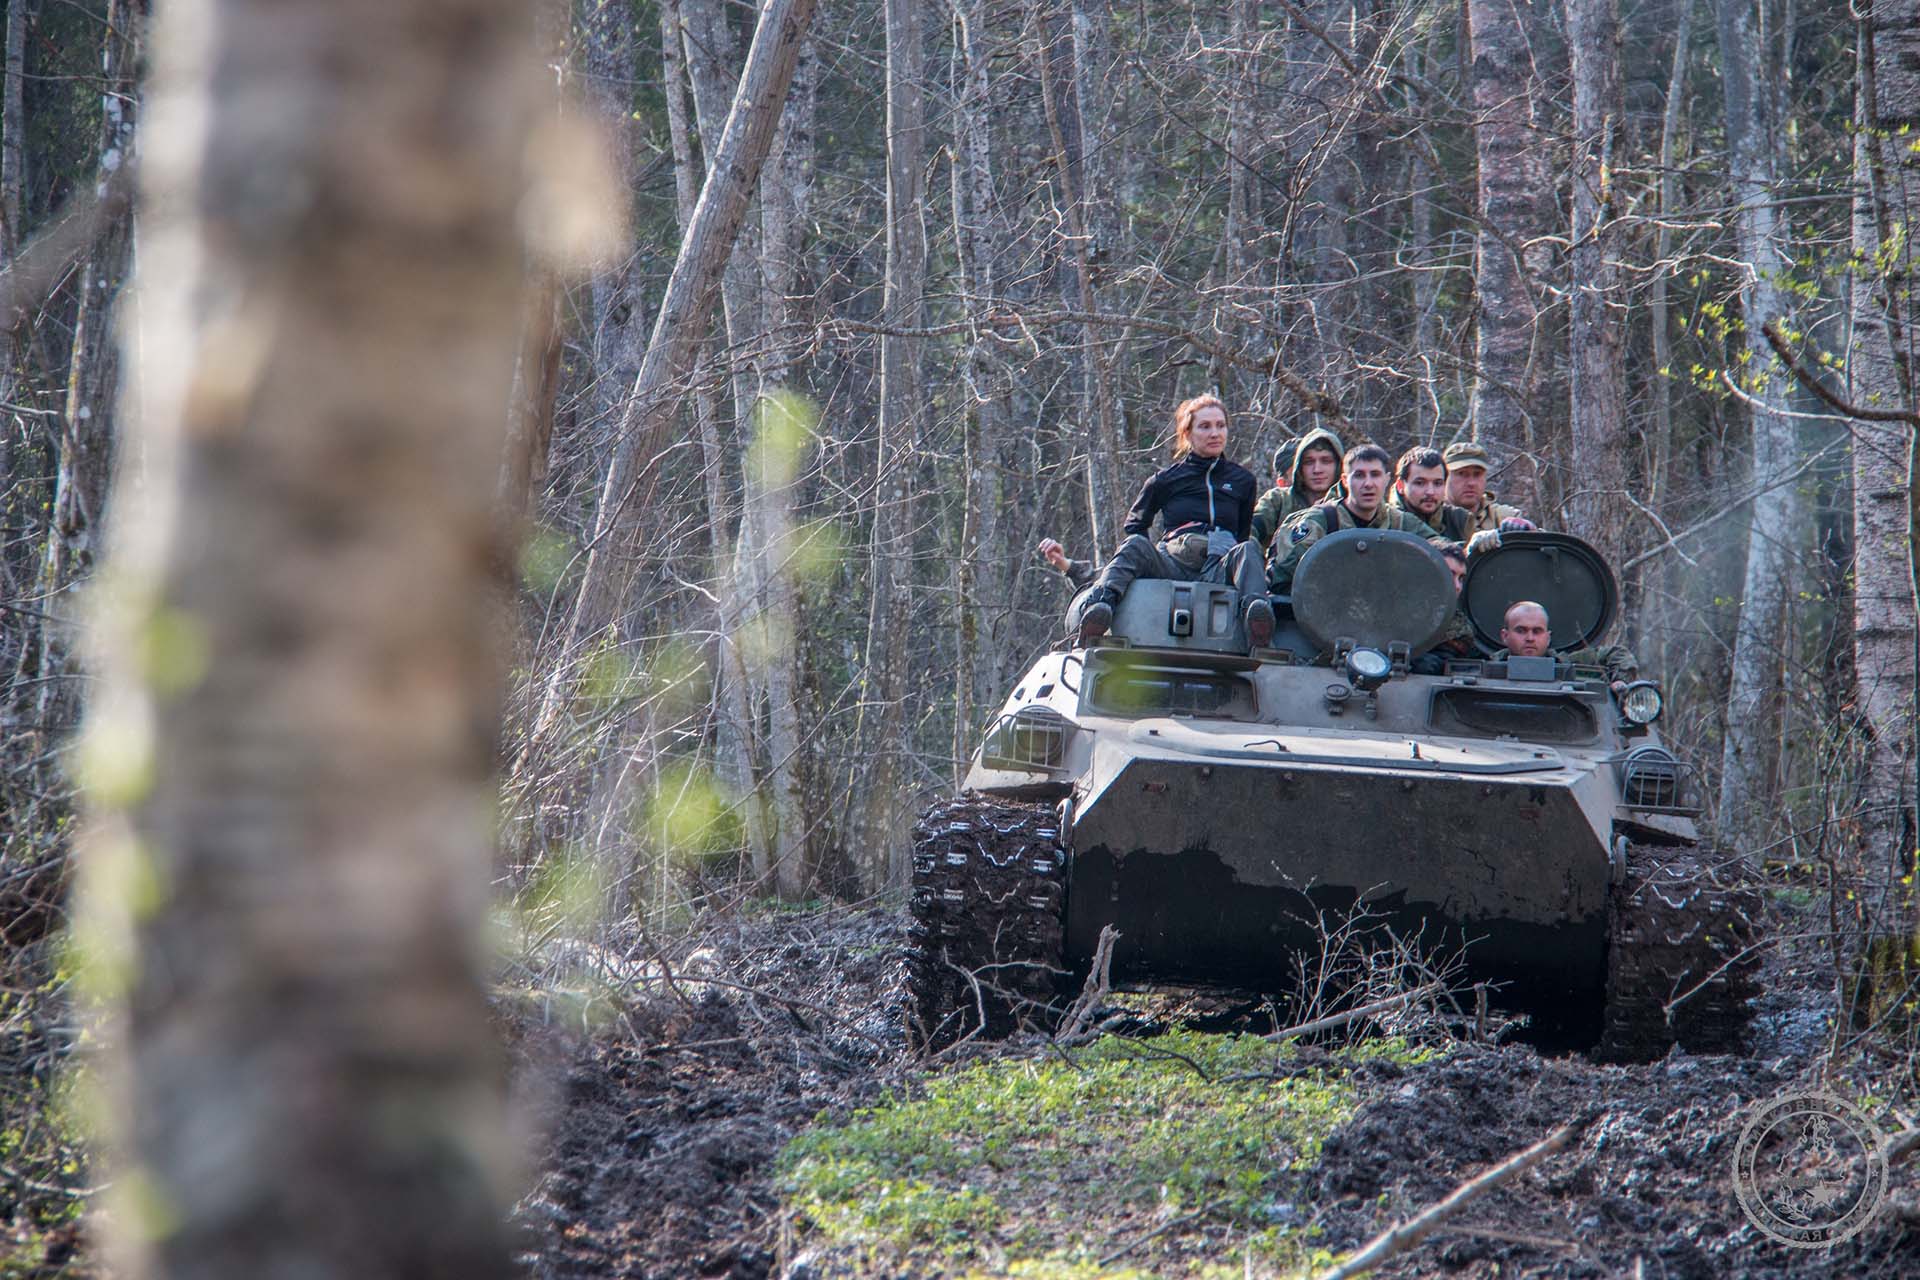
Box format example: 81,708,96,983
778,1031,1381,1276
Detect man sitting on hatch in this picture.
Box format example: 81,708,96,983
1497,601,1638,692
1267,443,1455,595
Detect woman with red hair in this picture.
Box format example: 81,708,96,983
1073,394,1274,647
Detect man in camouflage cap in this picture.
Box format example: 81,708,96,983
1443,441,1527,535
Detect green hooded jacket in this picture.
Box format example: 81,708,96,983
1250,424,1345,551
1267,497,1452,593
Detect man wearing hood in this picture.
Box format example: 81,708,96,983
1267,443,1454,594
1250,424,1344,551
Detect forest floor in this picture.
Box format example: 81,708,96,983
508,902,1920,1280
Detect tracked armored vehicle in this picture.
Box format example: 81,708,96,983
908,530,1759,1060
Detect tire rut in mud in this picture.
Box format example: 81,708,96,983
906,794,1070,1048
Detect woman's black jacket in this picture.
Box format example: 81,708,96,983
1120,453,1258,542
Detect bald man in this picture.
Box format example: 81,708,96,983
1498,600,1638,691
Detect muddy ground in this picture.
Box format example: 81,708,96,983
510,905,1920,1279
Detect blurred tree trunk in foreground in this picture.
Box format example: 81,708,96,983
83,0,540,1273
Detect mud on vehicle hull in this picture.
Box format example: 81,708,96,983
906,793,1760,1059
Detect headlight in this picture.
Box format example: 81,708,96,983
1619,681,1663,725
981,707,1073,771
1345,646,1392,690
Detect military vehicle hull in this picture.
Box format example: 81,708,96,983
908,534,1756,1056
1065,747,1611,1045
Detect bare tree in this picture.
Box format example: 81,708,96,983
86,0,550,1271
858,0,926,887
522,0,820,781
1713,0,1801,857
949,0,1004,779
1847,0,1920,1017
1567,0,1628,566
1465,0,1550,512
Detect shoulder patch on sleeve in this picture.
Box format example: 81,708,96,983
1289,522,1312,544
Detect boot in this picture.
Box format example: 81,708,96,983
1244,597,1275,649
1076,601,1114,646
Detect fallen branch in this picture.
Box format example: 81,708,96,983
624,971,889,1050
1096,1196,1226,1267
1056,924,1118,1045
1314,1112,1595,1280
1265,986,1438,1044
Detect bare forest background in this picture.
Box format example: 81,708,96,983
1,0,1919,1258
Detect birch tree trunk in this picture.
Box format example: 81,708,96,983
950,0,1004,780
1849,0,1920,1021
86,0,540,1271
1465,0,1549,512
519,0,818,781
1567,0,1628,568
678,0,772,874
1070,0,1124,537
29,0,137,739
1038,0,1125,550
744,36,816,897
1714,0,1801,857
1649,0,1694,510
858,0,925,888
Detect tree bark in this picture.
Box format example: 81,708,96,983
1849,0,1920,1021
1649,0,1695,511
0,0,31,597
521,0,819,776
1567,0,1628,568
743,35,816,897
1714,0,1801,857
950,0,1005,781
1465,0,1550,512
29,0,137,739
0,0,25,256
1038,0,1125,550
677,0,771,874
87,0,538,1271
858,0,926,888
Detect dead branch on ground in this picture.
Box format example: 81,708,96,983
1314,1112,1597,1280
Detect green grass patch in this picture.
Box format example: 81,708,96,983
779,1031,1422,1276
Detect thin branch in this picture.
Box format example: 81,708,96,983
1263,986,1439,1044
0,163,133,330
1762,319,1920,426
1315,1113,1595,1280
